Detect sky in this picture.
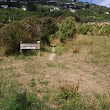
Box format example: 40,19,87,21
80,0,110,7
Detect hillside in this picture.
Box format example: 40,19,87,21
0,0,110,26
0,34,110,110
0,1,110,109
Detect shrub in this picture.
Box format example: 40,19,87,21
83,16,96,23
0,21,31,54
59,82,80,100
40,17,58,45
55,45,63,55
8,92,53,110
73,45,80,53
0,17,41,55
55,45,68,55
58,17,76,42
77,24,93,35
27,2,37,11
99,25,110,36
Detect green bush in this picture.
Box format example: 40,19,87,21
0,21,31,54
0,17,41,55
99,25,110,36
55,45,68,55
13,92,51,110
40,17,58,45
77,24,110,36
77,24,93,35
58,17,76,42
55,45,63,55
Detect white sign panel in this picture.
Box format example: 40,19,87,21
20,43,40,50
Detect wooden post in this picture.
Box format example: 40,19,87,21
37,40,40,56
20,41,23,54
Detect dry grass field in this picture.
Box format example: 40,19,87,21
0,35,110,110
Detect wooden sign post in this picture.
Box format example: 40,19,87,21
20,41,40,54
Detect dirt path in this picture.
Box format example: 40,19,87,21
49,47,56,61
49,53,56,61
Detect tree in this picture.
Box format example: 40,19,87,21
0,17,41,54
85,4,90,9
58,17,76,42
0,21,31,54
27,2,37,11
40,17,58,44
7,0,11,8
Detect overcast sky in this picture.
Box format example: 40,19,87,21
80,0,110,7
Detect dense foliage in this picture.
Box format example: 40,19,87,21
0,16,59,54
0,2,110,55
75,5,110,23
58,17,76,42
1,2,110,27
40,17,58,44
77,24,93,35
77,23,110,36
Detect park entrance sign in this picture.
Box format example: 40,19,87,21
20,41,40,54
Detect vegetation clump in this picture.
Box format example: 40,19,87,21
77,24,93,35
58,17,76,42
59,82,80,100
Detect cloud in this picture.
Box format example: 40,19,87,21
98,0,110,7
81,0,110,7
80,0,100,3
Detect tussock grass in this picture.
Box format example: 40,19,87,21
55,44,69,55
72,35,110,66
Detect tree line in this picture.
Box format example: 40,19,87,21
0,16,76,55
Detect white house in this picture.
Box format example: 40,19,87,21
105,12,109,15
69,8,76,13
1,5,8,9
50,7,60,12
21,5,27,11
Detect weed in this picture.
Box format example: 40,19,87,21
55,45,63,55
73,42,80,53
46,62,56,67
59,82,80,100
55,45,68,55
46,62,68,70
92,72,97,76
41,45,52,53
42,93,50,102
39,79,49,85
29,78,36,87
15,55,28,60
36,87,50,94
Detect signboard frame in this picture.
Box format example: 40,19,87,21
20,41,40,54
